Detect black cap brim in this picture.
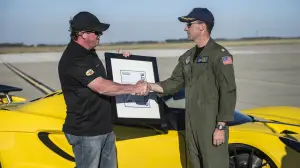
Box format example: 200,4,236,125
178,16,197,22
93,23,110,32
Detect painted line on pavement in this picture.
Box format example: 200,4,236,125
3,62,55,95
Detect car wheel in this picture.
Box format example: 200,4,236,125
229,144,277,168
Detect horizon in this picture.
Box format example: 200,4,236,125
2,36,300,46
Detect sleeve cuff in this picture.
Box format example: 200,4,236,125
156,81,170,96
216,114,234,122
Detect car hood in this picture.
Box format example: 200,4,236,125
6,91,67,120
242,106,300,126
0,108,64,132
242,107,300,142
258,121,300,139
233,119,300,143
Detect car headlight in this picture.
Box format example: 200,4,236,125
279,137,300,153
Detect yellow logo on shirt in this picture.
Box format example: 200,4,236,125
86,69,94,76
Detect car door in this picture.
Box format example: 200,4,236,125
42,124,187,168
114,124,187,168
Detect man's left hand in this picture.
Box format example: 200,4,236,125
213,129,225,146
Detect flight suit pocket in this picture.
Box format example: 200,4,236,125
196,100,218,120
192,63,208,80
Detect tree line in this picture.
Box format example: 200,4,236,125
1,36,299,47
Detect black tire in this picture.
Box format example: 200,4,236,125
229,144,277,168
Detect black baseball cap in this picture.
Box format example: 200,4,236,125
69,11,110,32
178,8,214,26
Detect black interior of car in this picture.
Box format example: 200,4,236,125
162,89,253,131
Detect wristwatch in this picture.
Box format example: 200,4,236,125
216,124,226,130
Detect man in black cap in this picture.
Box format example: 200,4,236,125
58,11,149,168
147,8,237,168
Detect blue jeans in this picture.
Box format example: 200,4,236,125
65,131,117,168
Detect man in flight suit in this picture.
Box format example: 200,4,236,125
148,8,237,168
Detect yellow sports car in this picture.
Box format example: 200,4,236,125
0,87,299,168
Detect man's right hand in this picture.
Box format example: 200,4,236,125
134,80,150,96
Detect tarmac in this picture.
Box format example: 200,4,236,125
1,44,300,110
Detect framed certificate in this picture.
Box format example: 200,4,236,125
104,52,166,128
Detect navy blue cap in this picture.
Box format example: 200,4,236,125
70,11,110,32
178,8,214,25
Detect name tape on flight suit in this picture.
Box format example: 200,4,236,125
197,56,209,63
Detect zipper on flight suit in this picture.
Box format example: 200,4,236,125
189,45,207,87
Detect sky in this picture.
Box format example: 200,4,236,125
1,0,300,45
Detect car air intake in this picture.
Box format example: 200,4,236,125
279,137,300,153
281,130,297,134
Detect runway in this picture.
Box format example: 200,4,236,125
1,44,300,110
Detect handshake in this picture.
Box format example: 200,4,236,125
133,80,152,96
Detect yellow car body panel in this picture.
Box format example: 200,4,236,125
1,91,300,168
0,132,74,168
0,96,26,104
229,123,300,168
17,91,66,119
242,106,300,125
116,130,185,168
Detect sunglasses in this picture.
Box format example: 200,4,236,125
84,31,103,36
186,21,205,28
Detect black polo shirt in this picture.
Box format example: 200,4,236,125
58,40,112,136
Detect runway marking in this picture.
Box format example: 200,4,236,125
3,63,55,95
236,78,300,87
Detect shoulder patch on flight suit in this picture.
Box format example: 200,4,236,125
197,56,209,63
222,56,232,65
86,69,94,76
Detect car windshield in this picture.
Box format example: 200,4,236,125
163,89,254,128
